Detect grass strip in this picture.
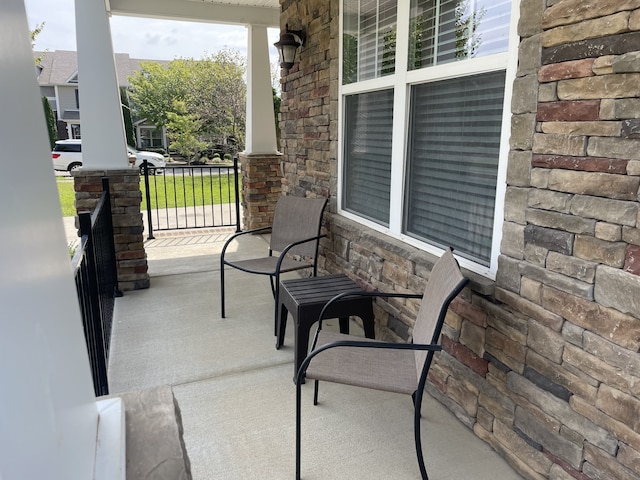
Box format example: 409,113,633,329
57,173,239,217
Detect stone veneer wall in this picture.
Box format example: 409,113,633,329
73,169,149,291
238,153,283,229
279,0,337,213
496,1,640,478
278,0,640,478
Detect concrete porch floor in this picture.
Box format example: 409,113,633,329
107,228,523,480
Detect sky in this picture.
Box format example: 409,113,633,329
24,0,281,63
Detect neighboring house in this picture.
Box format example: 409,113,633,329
34,49,168,149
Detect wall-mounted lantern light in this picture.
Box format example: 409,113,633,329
274,24,305,71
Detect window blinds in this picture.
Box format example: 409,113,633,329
404,70,505,265
343,89,394,225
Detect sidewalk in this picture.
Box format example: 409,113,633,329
107,228,522,480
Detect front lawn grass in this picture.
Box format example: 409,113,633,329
57,178,76,217
141,173,238,210
57,173,239,217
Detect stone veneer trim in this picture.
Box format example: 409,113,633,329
73,168,149,291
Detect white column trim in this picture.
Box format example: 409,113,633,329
75,0,129,169
0,2,99,478
245,25,278,155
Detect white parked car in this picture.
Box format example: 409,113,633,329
52,139,166,173
126,145,166,174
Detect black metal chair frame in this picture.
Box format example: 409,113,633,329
295,273,468,480
219,197,328,335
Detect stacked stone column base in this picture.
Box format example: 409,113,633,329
73,168,149,291
239,152,283,229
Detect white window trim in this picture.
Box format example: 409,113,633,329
337,0,521,279
489,0,521,275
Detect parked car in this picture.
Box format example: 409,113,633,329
52,139,166,173
126,146,166,174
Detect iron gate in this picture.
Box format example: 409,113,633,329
142,158,241,239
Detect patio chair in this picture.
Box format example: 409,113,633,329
220,196,328,334
295,248,468,480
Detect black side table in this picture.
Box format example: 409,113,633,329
277,274,375,380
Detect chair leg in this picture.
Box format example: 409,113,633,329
276,304,287,349
269,275,276,297
273,275,280,336
413,389,429,480
220,263,226,318
411,391,422,418
296,380,303,480
313,380,319,406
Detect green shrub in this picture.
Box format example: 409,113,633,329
42,97,57,149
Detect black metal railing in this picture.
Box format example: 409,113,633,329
142,158,241,239
72,178,122,396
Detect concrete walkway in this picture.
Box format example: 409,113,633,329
106,228,523,480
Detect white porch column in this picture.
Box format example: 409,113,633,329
0,1,98,478
75,0,129,168
245,24,278,154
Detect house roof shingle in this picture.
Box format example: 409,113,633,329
34,50,170,88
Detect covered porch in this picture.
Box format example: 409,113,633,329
106,228,522,479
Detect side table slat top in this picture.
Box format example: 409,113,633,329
281,275,363,306
278,274,376,380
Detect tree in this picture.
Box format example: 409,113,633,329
166,100,206,164
120,88,136,147
187,50,246,149
343,34,358,84
31,22,45,65
127,49,247,156
273,88,281,151
128,60,190,128
271,59,281,94
455,1,485,59
42,96,57,149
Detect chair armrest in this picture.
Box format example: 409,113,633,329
221,226,272,259
311,291,423,348
274,234,327,270
318,290,423,323
296,339,441,386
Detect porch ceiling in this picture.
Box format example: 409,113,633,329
106,0,280,28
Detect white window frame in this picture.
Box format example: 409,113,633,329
337,0,521,278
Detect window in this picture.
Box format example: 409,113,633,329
408,0,512,69
340,0,514,275
139,127,164,148
53,142,81,153
405,71,505,266
343,0,398,84
343,89,394,225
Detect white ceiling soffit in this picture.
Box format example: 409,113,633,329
106,0,280,28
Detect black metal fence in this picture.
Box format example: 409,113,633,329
142,158,241,239
71,178,122,397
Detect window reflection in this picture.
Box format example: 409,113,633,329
408,0,511,70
